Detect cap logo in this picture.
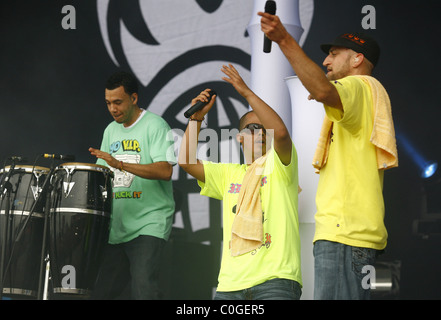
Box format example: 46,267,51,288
342,33,366,46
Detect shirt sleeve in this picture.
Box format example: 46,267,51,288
324,76,370,134
198,161,230,200
148,117,177,165
266,142,297,184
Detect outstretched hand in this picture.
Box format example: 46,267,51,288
89,147,119,169
221,64,252,99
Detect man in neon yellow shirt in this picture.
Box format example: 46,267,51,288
179,65,302,300
259,12,397,299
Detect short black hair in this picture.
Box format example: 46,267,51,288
105,71,138,95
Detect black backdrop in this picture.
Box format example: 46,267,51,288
1,0,441,299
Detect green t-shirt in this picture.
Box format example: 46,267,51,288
314,76,387,250
97,110,176,244
198,143,302,291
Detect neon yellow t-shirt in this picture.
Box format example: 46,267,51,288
198,143,302,292
313,76,387,250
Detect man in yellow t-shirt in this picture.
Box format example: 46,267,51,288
314,75,387,250
260,10,397,300
179,64,302,300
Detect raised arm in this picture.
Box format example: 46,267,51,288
258,12,342,111
178,89,216,183
221,64,292,165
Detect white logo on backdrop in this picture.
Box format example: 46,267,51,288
96,0,314,238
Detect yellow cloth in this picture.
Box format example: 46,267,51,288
312,75,398,172
312,117,333,172
230,154,267,257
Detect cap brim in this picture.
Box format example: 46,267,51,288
320,44,333,54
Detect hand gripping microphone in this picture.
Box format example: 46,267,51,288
184,90,217,118
263,0,277,53
42,154,76,161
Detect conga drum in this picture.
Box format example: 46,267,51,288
49,163,112,297
0,165,49,298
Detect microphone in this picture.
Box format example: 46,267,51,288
263,0,276,53
184,90,217,118
42,154,75,161
7,156,27,162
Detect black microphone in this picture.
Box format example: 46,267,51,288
263,0,276,53
42,154,75,161
7,156,27,162
184,90,217,118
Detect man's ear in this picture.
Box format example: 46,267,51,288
353,53,364,67
131,92,138,104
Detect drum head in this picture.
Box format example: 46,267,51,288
58,162,110,172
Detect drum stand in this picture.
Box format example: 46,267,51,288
42,254,50,300
5,159,57,300
0,162,15,300
35,160,56,300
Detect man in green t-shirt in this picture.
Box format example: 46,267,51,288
179,65,302,300
89,71,176,299
259,12,398,299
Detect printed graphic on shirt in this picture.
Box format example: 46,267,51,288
108,138,142,189
251,232,272,255
113,190,143,199
110,139,142,154
112,154,140,188
227,176,268,194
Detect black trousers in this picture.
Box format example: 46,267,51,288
91,235,165,300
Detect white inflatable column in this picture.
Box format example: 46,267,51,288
285,77,324,224
248,0,320,300
285,76,325,299
247,0,303,136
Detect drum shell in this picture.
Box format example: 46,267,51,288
0,165,48,298
49,163,112,297
0,214,44,298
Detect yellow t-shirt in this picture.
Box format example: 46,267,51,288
198,143,302,291
313,76,387,250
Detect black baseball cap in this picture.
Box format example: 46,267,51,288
320,32,380,67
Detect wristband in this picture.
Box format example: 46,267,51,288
189,117,204,122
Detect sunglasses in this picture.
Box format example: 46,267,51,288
241,123,266,134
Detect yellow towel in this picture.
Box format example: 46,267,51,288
359,75,399,170
312,75,398,172
312,116,334,172
230,154,267,257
